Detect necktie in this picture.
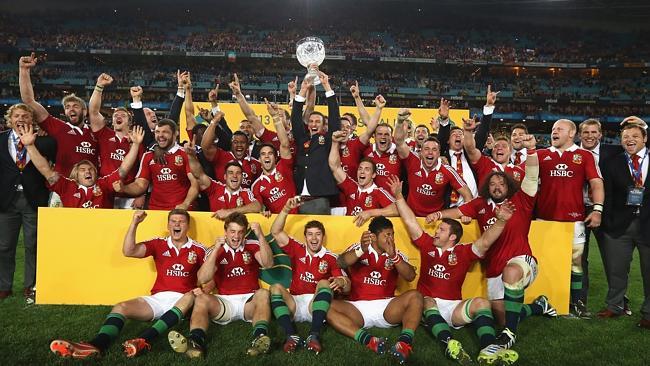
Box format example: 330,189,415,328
631,154,643,187
15,139,26,171
513,151,522,165
451,152,464,204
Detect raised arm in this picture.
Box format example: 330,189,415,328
291,77,312,141
198,237,224,284
230,74,264,132
122,211,148,258
183,73,198,135
185,141,212,191
251,222,273,269
520,134,539,197
265,99,291,159
352,203,399,228
168,70,188,123
328,132,348,184
89,73,113,132
387,175,424,240
270,196,302,247
462,116,482,163
18,124,57,183
319,70,341,135
201,112,225,161
437,98,451,156
393,108,412,159
303,84,316,124
358,95,385,145
473,200,513,256
337,231,372,270
475,85,499,150
351,81,371,125
18,53,49,123
129,86,155,148
380,234,416,282
118,126,144,179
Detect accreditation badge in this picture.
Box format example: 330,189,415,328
626,186,645,206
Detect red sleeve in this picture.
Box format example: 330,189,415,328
203,178,219,195
442,164,467,190
182,151,192,175
471,155,491,180
459,243,481,261
136,152,152,181
400,151,420,170
375,188,395,207
39,115,66,138
282,238,302,257
278,156,294,173
412,231,434,250
338,176,358,196
187,129,194,141
514,189,536,211
94,125,111,140
143,239,158,258
48,175,75,194
98,169,122,193
583,150,602,180
458,198,481,218
348,137,368,156
243,189,257,204
247,242,261,256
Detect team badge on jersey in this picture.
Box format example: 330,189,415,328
92,186,102,197
512,171,522,182
251,163,257,175
448,251,458,266
318,135,326,145
389,154,397,164
275,172,284,182
236,197,244,207
187,250,197,264
318,259,329,274
342,146,350,157
435,172,444,184
364,195,373,207
572,154,582,164
384,258,395,270
175,155,184,166
242,251,252,264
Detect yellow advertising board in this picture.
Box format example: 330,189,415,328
36,208,572,314
179,102,469,142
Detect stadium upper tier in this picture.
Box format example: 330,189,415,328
1,10,649,65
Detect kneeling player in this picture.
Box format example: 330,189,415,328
269,196,349,353
327,216,423,364
389,176,518,365
49,209,207,358
168,213,274,358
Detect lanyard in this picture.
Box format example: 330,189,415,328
626,151,647,187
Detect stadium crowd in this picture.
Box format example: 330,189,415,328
1,47,649,365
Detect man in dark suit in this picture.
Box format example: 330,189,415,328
291,69,341,214
438,86,497,207
600,121,650,329
0,103,56,303
578,118,624,309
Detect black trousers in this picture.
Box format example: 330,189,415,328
0,192,38,291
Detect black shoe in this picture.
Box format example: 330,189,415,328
494,328,517,349
624,296,632,316
567,300,592,319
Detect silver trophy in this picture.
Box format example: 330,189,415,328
296,37,325,85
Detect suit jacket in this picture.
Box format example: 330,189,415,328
0,130,57,211
601,150,650,238
596,143,623,175
291,94,341,197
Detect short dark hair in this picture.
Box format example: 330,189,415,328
359,157,377,173
621,123,647,137
478,171,519,200
441,218,463,244
375,123,393,134
368,216,393,236
415,124,430,134
191,123,207,136
224,212,249,230
232,130,249,142
168,208,190,223
424,136,440,145
310,111,326,121
304,220,326,236
511,123,528,134
259,143,278,156
224,161,243,172
157,118,178,134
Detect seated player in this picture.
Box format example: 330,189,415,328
49,209,207,358
269,196,349,353
388,176,519,365
168,213,274,358
327,216,423,364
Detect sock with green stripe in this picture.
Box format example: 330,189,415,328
271,294,295,337
309,287,333,337
397,329,415,345
571,271,583,304
89,313,126,351
519,303,543,321
472,308,496,348
252,320,269,338
139,306,183,343
504,286,524,332
423,308,452,344
354,329,372,346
